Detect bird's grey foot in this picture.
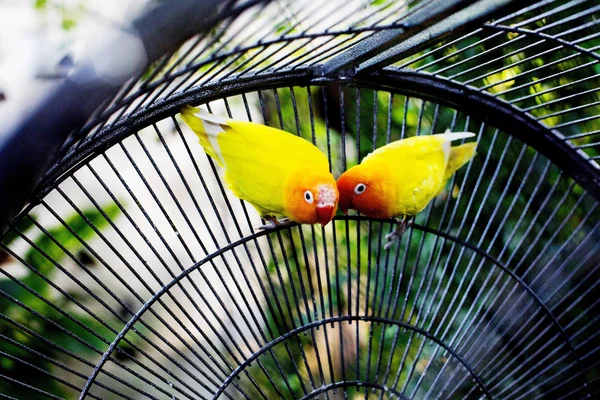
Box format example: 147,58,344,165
257,216,295,230
384,216,413,250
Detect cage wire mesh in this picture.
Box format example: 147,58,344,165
1,0,600,399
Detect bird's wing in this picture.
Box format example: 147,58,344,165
362,132,475,164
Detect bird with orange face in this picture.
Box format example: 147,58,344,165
337,131,477,249
180,106,338,228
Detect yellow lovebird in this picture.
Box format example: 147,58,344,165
336,131,477,249
180,106,338,228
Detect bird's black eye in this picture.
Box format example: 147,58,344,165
304,190,314,204
354,183,366,195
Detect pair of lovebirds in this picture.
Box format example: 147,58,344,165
180,106,477,249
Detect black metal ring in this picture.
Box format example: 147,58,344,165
298,381,409,400
78,217,587,398
212,315,491,399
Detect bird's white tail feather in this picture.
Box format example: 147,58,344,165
441,130,476,142
441,130,476,163
197,108,228,126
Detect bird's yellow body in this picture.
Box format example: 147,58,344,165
180,106,338,226
337,132,477,219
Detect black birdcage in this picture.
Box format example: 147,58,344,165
0,0,599,399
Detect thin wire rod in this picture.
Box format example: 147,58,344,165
222,96,315,397
321,85,349,393
483,235,600,387
386,108,461,391
263,0,400,73
213,316,492,399
75,0,247,138
17,216,214,398
268,223,315,396
158,114,306,398
61,174,237,382
422,144,536,397
452,179,560,372
536,98,600,121
74,227,460,397
396,120,476,394
450,7,600,84
21,209,214,400
403,0,566,70
405,121,485,335
135,129,272,351
293,1,416,70
509,69,600,107
155,121,274,340
428,133,511,335
494,57,599,100
242,0,354,74
238,92,305,331
429,0,593,76
169,22,409,93
476,40,600,95
113,139,277,398
0,272,188,400
0,312,140,397
507,353,578,400
137,14,242,107
236,93,323,393
102,51,182,133
0,340,110,400
175,105,284,336
79,163,242,383
449,179,588,389
409,131,513,398
0,373,64,400
306,87,336,395
25,206,216,379
523,84,600,113
115,138,253,351
151,3,276,102
433,157,553,392
548,373,590,400
552,237,600,314
517,198,595,282
460,28,600,90
372,93,405,387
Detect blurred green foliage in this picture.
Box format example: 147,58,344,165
0,204,121,397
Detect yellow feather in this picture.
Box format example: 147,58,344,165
180,106,331,218
444,142,477,182
363,133,476,216
179,105,224,167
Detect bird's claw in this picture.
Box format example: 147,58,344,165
256,217,294,231
257,222,277,230
383,239,396,251
385,230,398,241
383,216,413,250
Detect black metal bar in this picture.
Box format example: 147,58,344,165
357,0,526,75
319,0,478,76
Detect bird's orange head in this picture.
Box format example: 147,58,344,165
336,165,392,219
284,171,339,226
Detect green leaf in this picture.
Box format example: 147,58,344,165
34,0,47,10
61,17,76,31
